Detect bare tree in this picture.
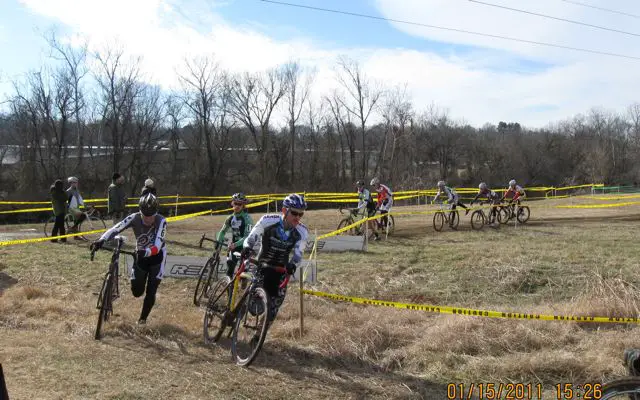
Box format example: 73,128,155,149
46,31,88,169
228,67,286,185
283,61,314,184
94,46,143,174
325,91,354,183
128,83,166,191
178,56,226,192
335,56,382,178
379,84,413,184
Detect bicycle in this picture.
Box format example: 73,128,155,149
432,202,460,231
194,234,229,307
375,210,395,237
203,252,290,366
469,202,507,230
601,377,639,399
90,236,136,340
45,206,107,241
336,207,395,239
336,207,366,236
498,201,531,225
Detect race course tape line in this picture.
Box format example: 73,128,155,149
0,198,274,247
301,289,640,324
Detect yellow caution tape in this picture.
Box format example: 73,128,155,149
166,209,214,223
0,207,53,214
583,194,640,200
0,228,107,247
0,201,52,205
162,198,231,206
301,289,640,324
556,201,640,209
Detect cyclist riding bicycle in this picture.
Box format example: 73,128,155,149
501,179,526,205
370,177,393,234
355,180,379,240
91,193,167,325
66,176,87,235
433,180,470,215
216,193,253,278
470,182,501,222
240,193,308,323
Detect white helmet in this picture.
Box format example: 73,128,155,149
437,180,445,188
479,182,487,190
67,176,79,184
509,179,516,187
370,177,380,186
144,178,154,188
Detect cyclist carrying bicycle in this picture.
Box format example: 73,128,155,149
355,180,379,240
90,193,167,325
433,181,470,215
470,182,501,222
240,193,308,323
216,193,253,278
370,177,393,235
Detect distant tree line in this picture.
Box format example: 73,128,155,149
1,33,639,200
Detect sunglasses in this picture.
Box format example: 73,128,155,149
289,210,304,217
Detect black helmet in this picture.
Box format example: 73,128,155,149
139,193,158,217
355,180,365,188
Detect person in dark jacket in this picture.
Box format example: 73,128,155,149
108,173,127,224
141,178,157,196
50,179,68,243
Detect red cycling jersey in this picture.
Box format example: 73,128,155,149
375,184,392,204
504,185,525,202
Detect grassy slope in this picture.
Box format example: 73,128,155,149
1,197,640,399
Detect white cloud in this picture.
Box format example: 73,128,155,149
15,0,640,128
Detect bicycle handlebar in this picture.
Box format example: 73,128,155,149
198,234,228,249
90,246,137,261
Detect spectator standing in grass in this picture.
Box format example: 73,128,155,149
108,173,127,224
49,179,68,243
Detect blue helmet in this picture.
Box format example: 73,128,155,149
282,193,307,210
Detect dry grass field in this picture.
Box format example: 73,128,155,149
2,195,640,399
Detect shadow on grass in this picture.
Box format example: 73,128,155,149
0,264,18,295
99,322,445,399
255,342,446,399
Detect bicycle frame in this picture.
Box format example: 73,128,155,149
91,236,136,340
437,202,456,223
229,255,289,315
194,234,229,306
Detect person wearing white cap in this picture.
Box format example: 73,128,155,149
141,178,157,196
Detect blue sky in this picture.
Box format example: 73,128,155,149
1,0,639,127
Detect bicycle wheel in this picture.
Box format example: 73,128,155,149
601,377,640,399
231,287,270,367
194,256,220,306
79,215,107,241
43,216,55,237
336,218,356,235
517,206,530,224
433,212,445,232
497,207,510,224
449,210,460,230
95,271,113,340
383,215,395,236
203,275,232,344
470,210,485,230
